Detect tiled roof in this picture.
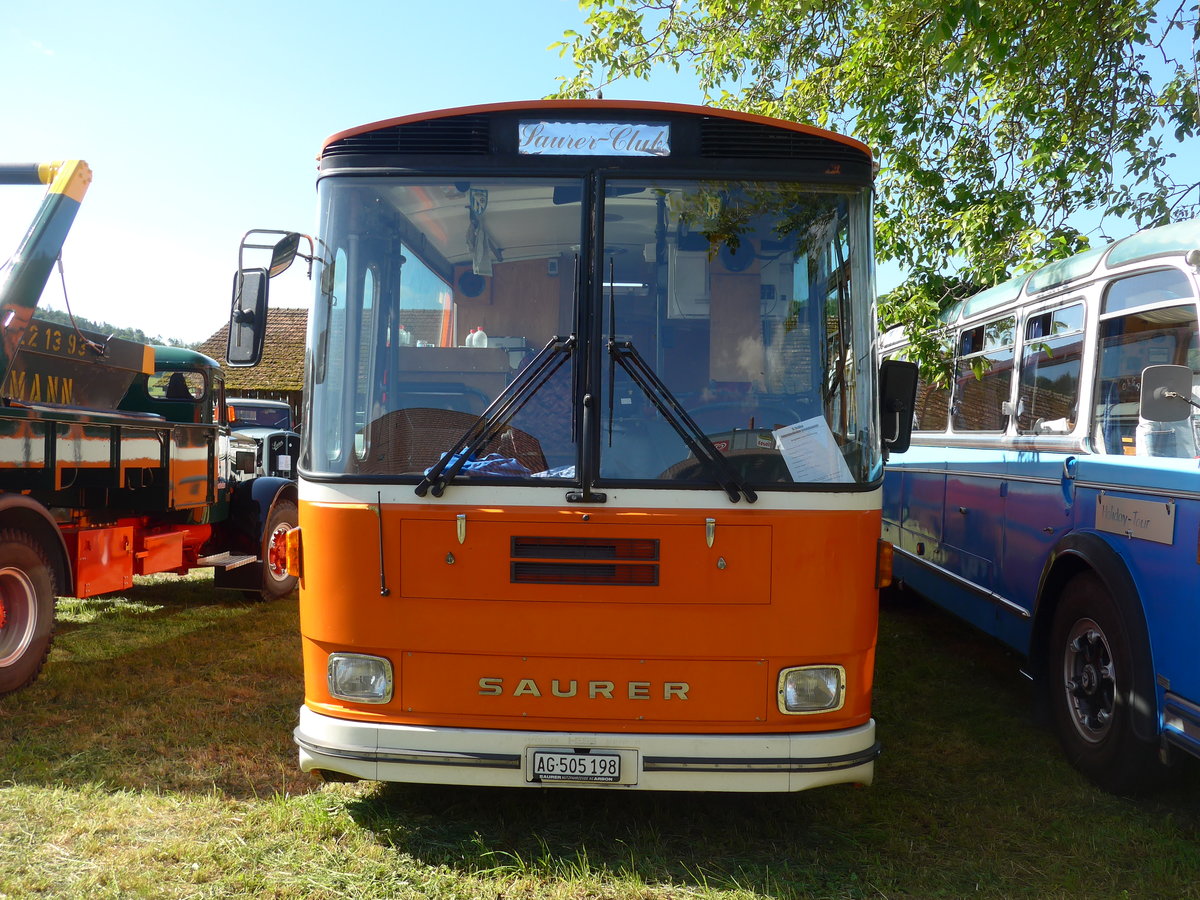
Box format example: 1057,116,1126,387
198,307,307,391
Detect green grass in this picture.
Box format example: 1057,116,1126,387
1,576,1198,898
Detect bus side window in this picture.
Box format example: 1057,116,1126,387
951,316,1015,432
1018,303,1084,434
881,348,949,433
913,376,950,432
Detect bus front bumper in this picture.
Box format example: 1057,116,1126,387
295,706,879,792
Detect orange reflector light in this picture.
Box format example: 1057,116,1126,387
285,526,303,578
875,540,894,589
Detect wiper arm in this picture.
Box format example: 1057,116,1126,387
609,338,757,504
416,334,575,497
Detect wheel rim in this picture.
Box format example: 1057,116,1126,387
1061,616,1116,744
266,523,292,583
0,566,39,667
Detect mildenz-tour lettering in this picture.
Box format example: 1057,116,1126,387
518,120,671,157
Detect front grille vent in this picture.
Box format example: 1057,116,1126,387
324,115,491,157
511,536,659,586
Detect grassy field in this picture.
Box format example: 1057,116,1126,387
2,573,1199,899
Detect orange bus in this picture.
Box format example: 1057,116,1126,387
230,100,916,791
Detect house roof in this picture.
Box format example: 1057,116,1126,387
198,307,308,391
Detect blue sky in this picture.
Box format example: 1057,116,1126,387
6,2,1190,344
1,0,704,343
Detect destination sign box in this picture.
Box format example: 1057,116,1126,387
518,121,671,157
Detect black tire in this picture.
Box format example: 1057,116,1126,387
0,530,57,697
257,498,298,601
1047,571,1166,793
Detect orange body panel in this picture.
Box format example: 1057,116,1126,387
67,525,134,598
298,499,880,735
134,530,185,576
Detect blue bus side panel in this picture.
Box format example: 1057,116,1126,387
886,446,1200,752
1073,456,1200,711
999,451,1078,613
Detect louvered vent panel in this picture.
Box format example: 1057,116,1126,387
511,537,659,561
700,117,863,161
512,562,659,586
324,115,491,157
511,536,660,585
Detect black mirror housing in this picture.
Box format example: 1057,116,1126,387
1140,364,1195,422
879,359,919,454
227,267,269,366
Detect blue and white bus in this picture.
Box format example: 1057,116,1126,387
880,218,1200,791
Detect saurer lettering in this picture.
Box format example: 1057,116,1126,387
478,677,689,700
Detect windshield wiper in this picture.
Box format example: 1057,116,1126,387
416,334,575,497
608,338,757,504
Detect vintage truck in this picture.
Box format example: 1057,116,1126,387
0,160,297,696
226,396,300,481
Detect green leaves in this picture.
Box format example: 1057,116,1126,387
554,0,1200,369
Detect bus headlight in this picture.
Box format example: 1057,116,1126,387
328,653,393,704
777,665,845,714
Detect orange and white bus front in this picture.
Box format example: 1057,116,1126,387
290,115,886,791
293,482,883,791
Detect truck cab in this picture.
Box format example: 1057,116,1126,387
226,397,299,481
117,345,257,498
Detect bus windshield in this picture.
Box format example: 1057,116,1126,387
304,176,879,488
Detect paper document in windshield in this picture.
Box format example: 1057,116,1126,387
772,416,854,483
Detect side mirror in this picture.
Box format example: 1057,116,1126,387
1140,364,1197,422
268,232,301,277
879,358,919,454
227,268,268,366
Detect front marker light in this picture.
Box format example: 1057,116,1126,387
328,653,393,704
285,526,302,578
778,665,845,714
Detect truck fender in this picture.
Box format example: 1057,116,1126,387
1031,531,1157,743
0,494,71,595
225,476,297,550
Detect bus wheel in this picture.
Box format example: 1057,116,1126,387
1047,572,1164,793
0,530,57,696
258,499,298,601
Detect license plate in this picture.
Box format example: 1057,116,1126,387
528,748,622,783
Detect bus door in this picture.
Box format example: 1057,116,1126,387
942,315,1016,601
996,301,1087,645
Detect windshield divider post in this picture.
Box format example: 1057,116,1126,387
607,255,617,449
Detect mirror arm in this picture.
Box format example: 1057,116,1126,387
1159,389,1200,411
882,407,901,446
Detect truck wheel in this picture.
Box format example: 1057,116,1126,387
259,498,298,601
1047,571,1165,793
0,530,57,696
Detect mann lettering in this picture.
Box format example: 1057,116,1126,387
3,370,75,403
